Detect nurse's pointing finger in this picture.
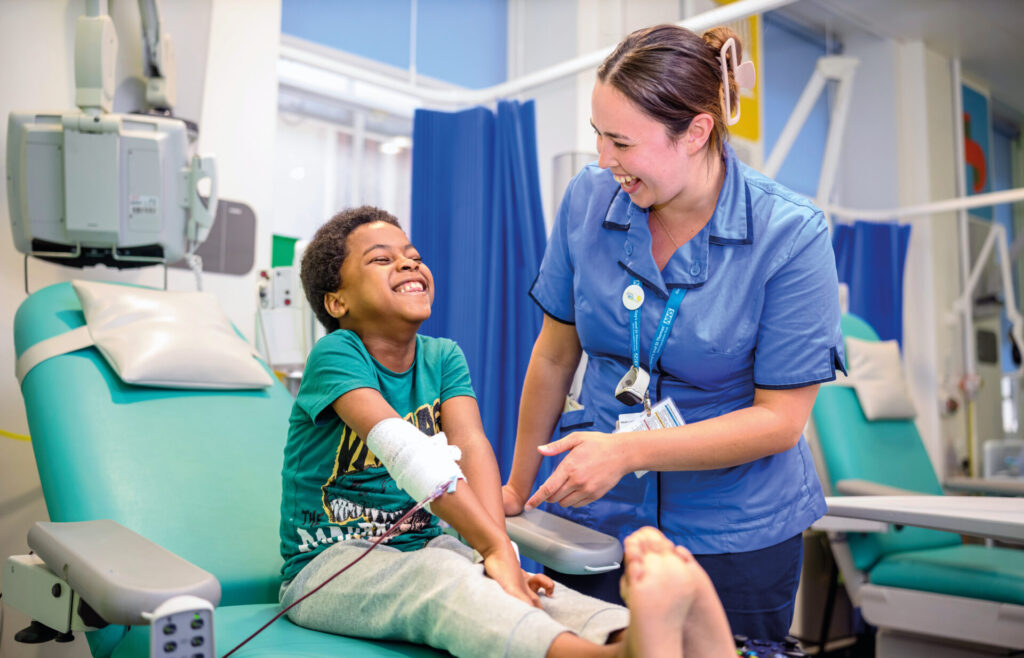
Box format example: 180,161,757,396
525,471,569,510
537,435,582,456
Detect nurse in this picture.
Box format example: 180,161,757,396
502,24,846,640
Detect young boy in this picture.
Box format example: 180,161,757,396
278,206,735,658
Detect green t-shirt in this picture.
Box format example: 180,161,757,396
279,329,475,582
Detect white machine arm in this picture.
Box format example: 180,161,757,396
137,0,177,112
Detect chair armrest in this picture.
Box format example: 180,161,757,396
505,508,622,574
27,520,220,626
943,476,1024,496
834,478,927,496
811,515,890,534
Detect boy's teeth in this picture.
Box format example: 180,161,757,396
396,281,424,293
614,175,636,185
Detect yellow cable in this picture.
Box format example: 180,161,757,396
1,428,31,442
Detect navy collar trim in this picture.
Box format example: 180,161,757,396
617,262,668,300
708,185,754,246
666,281,705,290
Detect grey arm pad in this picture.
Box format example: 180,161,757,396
834,478,925,496
27,520,221,626
505,508,622,574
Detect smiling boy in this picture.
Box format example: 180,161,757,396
277,206,734,658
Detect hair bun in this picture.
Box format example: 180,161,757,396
702,26,743,61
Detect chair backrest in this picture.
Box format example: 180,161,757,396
14,282,293,605
812,313,960,570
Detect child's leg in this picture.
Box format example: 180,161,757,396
620,527,735,658
282,534,580,657
534,574,629,646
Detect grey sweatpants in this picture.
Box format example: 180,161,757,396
280,534,629,658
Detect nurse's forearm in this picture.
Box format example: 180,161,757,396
506,352,577,497
624,387,817,472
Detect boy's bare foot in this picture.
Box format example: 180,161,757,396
614,527,693,658
548,528,737,658
614,527,737,658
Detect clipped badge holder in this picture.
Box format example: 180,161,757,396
614,397,685,478
614,366,650,406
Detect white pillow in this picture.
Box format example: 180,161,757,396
72,280,272,389
843,336,916,420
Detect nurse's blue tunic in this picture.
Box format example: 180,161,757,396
530,144,846,556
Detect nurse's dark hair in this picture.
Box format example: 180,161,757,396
300,205,402,333
597,24,742,155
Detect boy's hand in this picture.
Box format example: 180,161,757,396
525,571,555,598
501,484,527,516
482,546,541,608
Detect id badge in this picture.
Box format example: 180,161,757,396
614,397,685,478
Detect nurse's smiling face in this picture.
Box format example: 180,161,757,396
591,80,710,211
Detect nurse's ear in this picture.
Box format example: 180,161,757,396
683,113,715,155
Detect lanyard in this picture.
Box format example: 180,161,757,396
629,278,687,373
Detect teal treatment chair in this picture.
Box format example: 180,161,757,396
810,314,1024,657
8,282,620,657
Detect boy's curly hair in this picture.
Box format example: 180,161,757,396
300,206,402,332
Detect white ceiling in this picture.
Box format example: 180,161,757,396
777,0,1024,120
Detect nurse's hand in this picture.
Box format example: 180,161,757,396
525,432,626,509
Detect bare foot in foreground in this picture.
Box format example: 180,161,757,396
615,527,692,658
617,527,735,658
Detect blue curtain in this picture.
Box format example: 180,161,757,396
832,220,911,345
411,100,547,479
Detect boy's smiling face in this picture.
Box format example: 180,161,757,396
325,221,433,331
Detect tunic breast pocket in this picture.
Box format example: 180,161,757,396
557,407,594,439
690,290,759,357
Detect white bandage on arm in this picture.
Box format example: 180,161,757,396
365,417,465,512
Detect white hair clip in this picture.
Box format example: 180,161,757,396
719,37,756,126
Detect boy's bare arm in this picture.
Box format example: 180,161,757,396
330,387,402,438
438,395,505,526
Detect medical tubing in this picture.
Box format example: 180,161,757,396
220,480,454,658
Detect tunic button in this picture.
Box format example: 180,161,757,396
624,242,633,256
690,263,701,276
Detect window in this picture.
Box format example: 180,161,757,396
273,44,418,242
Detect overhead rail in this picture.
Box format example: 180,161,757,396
278,0,799,108
821,187,1024,222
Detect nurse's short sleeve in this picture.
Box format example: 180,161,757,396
529,177,576,324
297,331,379,425
754,213,847,389
440,340,477,402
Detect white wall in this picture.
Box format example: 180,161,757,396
0,1,281,655
508,0,578,228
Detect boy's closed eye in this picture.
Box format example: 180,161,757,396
364,246,422,266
